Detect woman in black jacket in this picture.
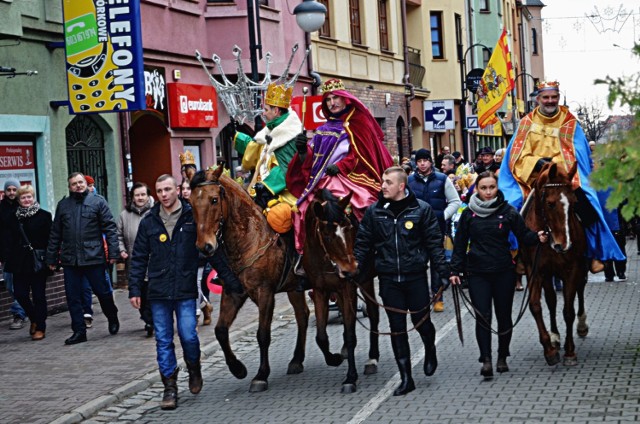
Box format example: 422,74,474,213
2,185,52,340
449,172,547,377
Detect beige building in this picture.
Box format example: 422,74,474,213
310,0,410,159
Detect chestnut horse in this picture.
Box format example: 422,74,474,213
186,164,310,392
303,190,380,393
521,162,589,366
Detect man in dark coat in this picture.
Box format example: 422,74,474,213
46,173,120,345
354,166,451,396
128,174,202,410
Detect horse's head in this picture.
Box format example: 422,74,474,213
312,190,357,279
186,164,227,256
534,161,578,253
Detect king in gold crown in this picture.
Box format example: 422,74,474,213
321,78,346,94
264,83,293,109
179,150,196,167
536,80,559,92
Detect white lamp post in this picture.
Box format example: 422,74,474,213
293,0,327,33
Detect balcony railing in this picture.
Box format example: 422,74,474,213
407,46,425,88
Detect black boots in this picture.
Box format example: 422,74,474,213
481,358,494,378
394,358,416,396
391,335,415,396
160,368,179,410
186,358,203,394
419,330,438,376
496,357,509,373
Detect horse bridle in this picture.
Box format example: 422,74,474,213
195,180,226,242
539,182,570,235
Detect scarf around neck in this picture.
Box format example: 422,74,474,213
16,202,41,220
468,191,504,218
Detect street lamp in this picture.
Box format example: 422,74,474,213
293,0,327,33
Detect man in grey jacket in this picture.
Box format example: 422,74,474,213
47,172,120,345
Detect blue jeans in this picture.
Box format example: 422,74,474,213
150,299,200,377
82,269,112,316
4,272,27,319
64,265,117,333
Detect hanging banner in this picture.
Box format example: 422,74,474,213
62,0,145,113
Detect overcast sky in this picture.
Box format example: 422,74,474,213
541,0,639,115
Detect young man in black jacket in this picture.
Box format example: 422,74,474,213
354,166,451,396
129,174,203,410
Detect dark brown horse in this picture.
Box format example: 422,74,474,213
303,190,380,393
522,162,589,366
186,164,310,392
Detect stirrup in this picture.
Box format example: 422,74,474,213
294,254,306,277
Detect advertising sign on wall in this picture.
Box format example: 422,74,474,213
0,142,37,199
62,0,145,113
167,83,218,128
424,100,455,131
132,65,168,124
290,95,326,130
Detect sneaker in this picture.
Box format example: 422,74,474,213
10,316,25,330
84,314,93,329
617,273,627,281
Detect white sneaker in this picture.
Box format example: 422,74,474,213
84,314,93,328
10,317,25,330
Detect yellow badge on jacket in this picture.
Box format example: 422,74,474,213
159,234,168,242
405,221,414,230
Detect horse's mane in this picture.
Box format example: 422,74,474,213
317,189,359,228
189,170,208,190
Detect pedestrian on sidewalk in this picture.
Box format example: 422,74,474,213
46,172,120,345
117,182,154,336
449,171,548,378
128,174,203,410
2,184,52,340
1,178,28,330
354,166,451,396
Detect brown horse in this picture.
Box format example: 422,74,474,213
521,162,589,366
303,190,380,393
186,164,310,392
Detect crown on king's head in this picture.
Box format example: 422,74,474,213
179,150,196,167
321,78,346,94
536,80,560,92
264,83,293,109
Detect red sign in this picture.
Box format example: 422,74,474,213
0,142,37,199
290,95,326,130
167,83,218,128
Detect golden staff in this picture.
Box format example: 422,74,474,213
300,87,309,132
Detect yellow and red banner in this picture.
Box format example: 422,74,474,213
477,29,515,128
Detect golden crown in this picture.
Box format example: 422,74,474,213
321,78,346,94
179,150,195,166
264,83,293,109
536,80,560,92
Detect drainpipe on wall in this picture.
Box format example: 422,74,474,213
305,32,322,95
400,0,414,160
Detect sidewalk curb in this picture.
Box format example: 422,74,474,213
51,301,295,424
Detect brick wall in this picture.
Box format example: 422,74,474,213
347,87,409,160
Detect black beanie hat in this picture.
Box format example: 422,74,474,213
415,148,432,162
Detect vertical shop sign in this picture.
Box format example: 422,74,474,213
63,0,145,113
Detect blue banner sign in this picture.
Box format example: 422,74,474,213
63,0,145,113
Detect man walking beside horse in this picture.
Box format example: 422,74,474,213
498,80,625,269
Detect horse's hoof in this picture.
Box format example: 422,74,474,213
341,383,357,394
249,379,268,392
229,360,248,379
363,363,378,375
326,353,344,367
563,355,578,366
545,351,561,366
287,362,304,375
577,326,589,338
